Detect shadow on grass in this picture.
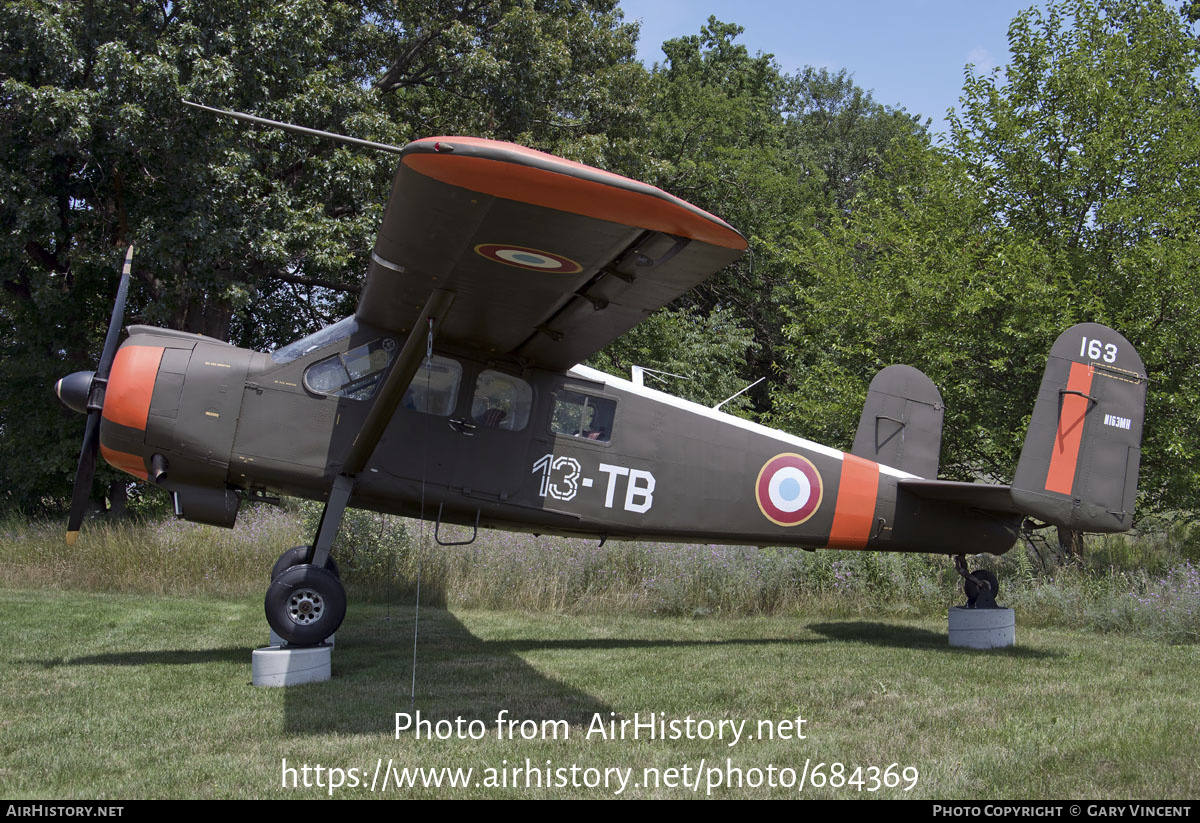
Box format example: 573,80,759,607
281,605,616,736
22,647,249,668
808,621,1060,659
282,610,822,736
484,636,814,653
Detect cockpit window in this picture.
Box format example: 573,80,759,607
401,355,462,416
471,370,532,431
303,338,394,400
551,389,616,442
271,316,358,364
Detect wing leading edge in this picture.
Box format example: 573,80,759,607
357,137,747,371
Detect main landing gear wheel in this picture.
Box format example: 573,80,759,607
953,554,1000,609
271,545,340,581
265,564,346,646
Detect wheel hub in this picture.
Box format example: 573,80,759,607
287,588,325,626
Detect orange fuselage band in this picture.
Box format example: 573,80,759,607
827,453,880,549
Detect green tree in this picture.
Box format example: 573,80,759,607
615,18,927,413
0,0,646,515
773,0,1200,524
773,138,1059,482
953,0,1200,515
588,306,759,412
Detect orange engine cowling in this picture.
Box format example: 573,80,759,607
96,330,253,527
98,343,163,480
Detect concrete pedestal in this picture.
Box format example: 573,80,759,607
948,606,1015,649
252,644,331,687
269,629,334,647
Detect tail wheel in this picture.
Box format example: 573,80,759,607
265,564,346,646
964,569,1000,609
271,545,340,581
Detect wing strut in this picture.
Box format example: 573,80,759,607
308,289,456,568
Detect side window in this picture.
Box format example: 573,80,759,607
401,355,462,416
471,370,532,431
303,339,394,400
551,389,616,442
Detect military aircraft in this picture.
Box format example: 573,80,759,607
55,104,1149,646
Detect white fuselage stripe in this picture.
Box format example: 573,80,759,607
567,364,917,480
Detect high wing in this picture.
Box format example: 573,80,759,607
356,137,747,371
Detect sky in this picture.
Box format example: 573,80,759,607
616,0,1049,139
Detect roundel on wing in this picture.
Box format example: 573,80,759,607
755,453,823,527
474,243,583,274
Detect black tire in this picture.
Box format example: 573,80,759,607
271,545,339,581
964,569,1000,608
265,564,346,646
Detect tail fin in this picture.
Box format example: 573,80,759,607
851,364,943,478
1011,323,1148,532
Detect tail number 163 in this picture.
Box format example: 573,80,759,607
1081,336,1117,364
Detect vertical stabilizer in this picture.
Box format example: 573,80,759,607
1011,323,1147,532
851,364,943,478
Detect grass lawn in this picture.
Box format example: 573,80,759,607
1,587,1196,799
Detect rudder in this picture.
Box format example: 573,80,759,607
1011,323,1148,532
851,364,943,479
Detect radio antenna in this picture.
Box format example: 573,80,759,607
713,377,765,411
182,100,405,155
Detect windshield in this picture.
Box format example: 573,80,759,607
270,316,358,364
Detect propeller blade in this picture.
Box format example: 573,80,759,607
65,245,133,544
96,245,132,380
66,411,101,544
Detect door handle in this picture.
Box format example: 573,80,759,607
448,417,476,436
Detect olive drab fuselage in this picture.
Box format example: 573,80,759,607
98,321,1022,557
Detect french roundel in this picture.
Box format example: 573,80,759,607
755,453,823,527
474,243,582,274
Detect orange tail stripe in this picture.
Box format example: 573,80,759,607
100,444,148,480
1045,361,1094,495
102,345,163,430
827,454,880,549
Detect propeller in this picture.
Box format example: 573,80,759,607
59,245,133,544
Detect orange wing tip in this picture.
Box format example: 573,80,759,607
66,531,79,546
402,137,747,251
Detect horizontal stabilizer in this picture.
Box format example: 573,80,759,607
898,479,1022,514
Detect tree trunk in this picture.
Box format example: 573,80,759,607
1056,526,1085,565
107,480,128,520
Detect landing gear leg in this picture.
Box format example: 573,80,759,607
952,554,999,609
264,475,353,647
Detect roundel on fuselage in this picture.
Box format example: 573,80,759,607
755,453,823,527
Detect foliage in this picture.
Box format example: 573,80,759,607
950,0,1200,508
5,0,1200,528
0,0,645,514
587,306,758,412
772,138,1057,478
621,19,927,412
770,0,1200,518
7,507,1199,642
